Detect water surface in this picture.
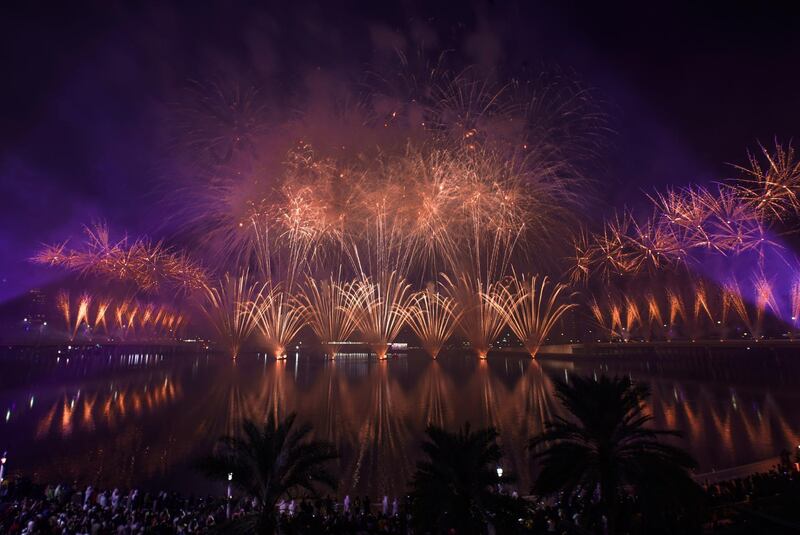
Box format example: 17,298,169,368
1,347,798,498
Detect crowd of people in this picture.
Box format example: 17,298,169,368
0,479,231,534
2,466,799,534
705,463,800,507
0,477,583,534
702,458,800,532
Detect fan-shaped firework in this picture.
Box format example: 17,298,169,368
198,271,261,358
250,283,305,359
297,274,359,358
444,274,505,359
348,272,412,359
403,286,460,359
486,274,575,358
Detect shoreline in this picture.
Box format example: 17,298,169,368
693,456,781,485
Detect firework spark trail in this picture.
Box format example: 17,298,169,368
719,283,732,339
666,288,686,335
690,281,713,338
452,147,534,284
348,271,412,359
692,282,712,322
126,305,139,336
199,271,261,358
791,277,800,337
486,274,575,358
588,293,633,341
94,300,110,333
403,285,460,359
644,292,663,341
152,306,166,334
50,292,185,342
581,272,800,344
162,313,174,335
724,279,753,336
753,273,780,338
610,301,623,340
57,291,71,336
174,314,186,335
139,304,154,330
444,273,505,359
589,296,614,341
73,293,92,339
165,313,178,336
114,301,129,333
624,296,641,337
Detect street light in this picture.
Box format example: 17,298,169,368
226,472,233,519
0,451,7,484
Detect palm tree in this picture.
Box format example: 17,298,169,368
197,412,338,534
530,375,702,534
409,424,524,534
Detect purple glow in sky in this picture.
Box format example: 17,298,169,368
2,1,800,302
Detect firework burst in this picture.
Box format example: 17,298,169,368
734,141,800,222
34,224,207,293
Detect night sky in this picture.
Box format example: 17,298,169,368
2,1,800,302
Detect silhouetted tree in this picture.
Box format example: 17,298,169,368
410,423,525,534
197,412,338,534
530,375,703,534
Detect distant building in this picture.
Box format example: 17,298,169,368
23,288,48,331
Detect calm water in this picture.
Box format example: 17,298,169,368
1,347,799,498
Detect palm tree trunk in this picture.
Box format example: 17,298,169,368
600,478,617,535
257,510,278,535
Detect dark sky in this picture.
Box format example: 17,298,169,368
2,0,800,302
